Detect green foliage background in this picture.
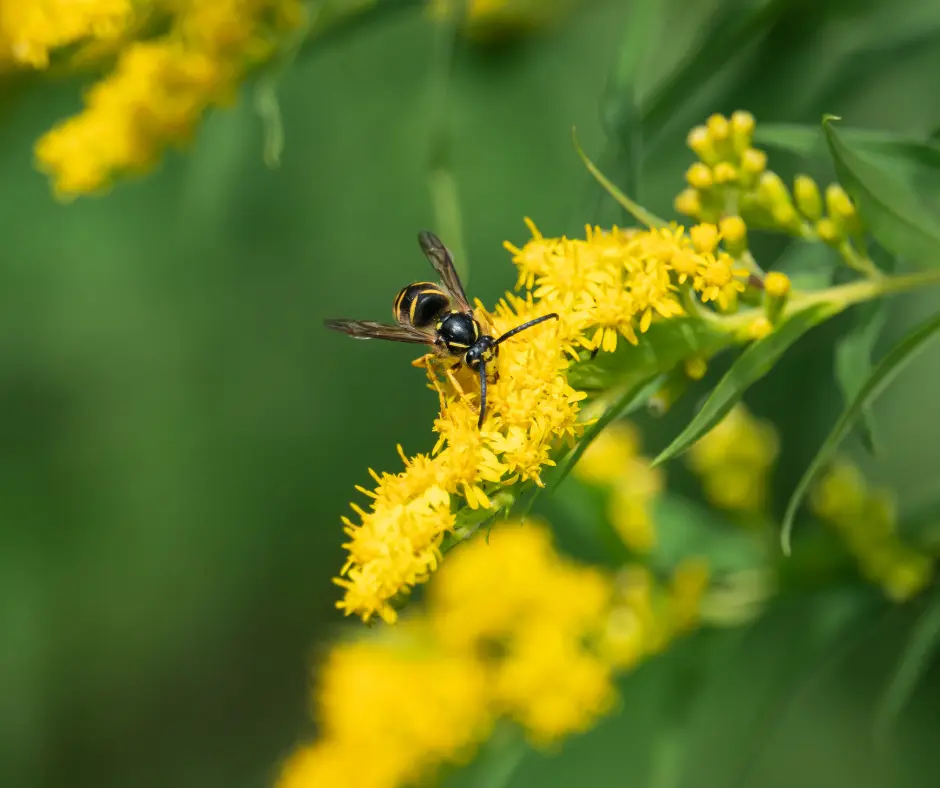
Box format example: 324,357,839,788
2,1,940,786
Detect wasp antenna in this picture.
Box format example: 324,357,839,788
495,313,559,346
478,356,488,428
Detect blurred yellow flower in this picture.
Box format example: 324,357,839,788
811,459,934,602
280,628,490,788
0,0,133,68
31,0,304,197
574,421,642,486
575,420,663,553
282,519,709,788
430,523,617,743
686,403,779,512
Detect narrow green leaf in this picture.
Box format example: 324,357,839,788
781,309,940,554
874,585,940,749
824,117,940,267
638,0,789,138
752,123,821,157
253,5,313,167
450,721,528,788
651,303,838,468
573,129,666,228
834,302,887,454
589,0,664,224
550,374,663,492
754,124,940,160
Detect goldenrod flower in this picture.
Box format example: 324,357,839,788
282,519,711,788
33,0,304,197
280,629,491,788
0,0,133,69
575,421,663,553
811,459,934,601
338,218,753,622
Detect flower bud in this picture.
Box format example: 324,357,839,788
686,162,714,190
757,171,789,206
764,271,790,298
719,215,747,255
713,162,738,184
684,356,708,381
825,183,853,219
771,202,800,231
731,110,755,153
740,148,767,176
690,223,719,254
746,316,773,340
825,184,860,235
706,113,730,143
793,175,822,220
815,217,840,245
674,188,701,218
687,125,716,163
763,272,790,324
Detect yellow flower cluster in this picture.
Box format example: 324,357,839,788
686,403,779,512
0,0,132,69
674,111,861,251
810,459,933,602
31,0,304,197
674,111,766,225
338,218,751,624
574,420,663,552
283,521,708,788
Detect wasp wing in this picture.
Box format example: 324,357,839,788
417,231,472,313
325,319,434,344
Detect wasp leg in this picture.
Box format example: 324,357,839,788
412,352,436,369
443,364,476,409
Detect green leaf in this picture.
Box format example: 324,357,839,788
824,117,940,267
781,309,940,554
573,129,666,228
834,301,887,454
752,123,822,157
638,0,790,138
754,124,940,160
651,303,839,468
461,722,529,788
549,374,663,493
253,5,313,167
590,0,664,221
874,585,940,749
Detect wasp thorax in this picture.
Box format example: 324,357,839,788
437,312,479,355
394,282,451,329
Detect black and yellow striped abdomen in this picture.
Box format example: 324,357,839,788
394,282,451,329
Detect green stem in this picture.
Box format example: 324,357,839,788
718,267,940,333
839,239,884,280
739,250,764,278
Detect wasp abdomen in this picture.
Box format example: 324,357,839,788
394,282,451,328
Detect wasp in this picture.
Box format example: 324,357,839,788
325,231,558,427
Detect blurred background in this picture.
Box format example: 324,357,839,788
2,0,940,787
